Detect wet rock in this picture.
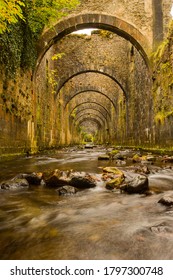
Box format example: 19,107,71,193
158,194,173,206
69,173,97,189
162,156,173,163
132,154,142,162
146,155,156,162
134,165,150,174
108,150,121,160
133,154,156,164
85,143,94,149
103,166,125,190
102,166,124,176
15,172,43,185
106,176,124,190
0,178,29,190
113,153,125,160
120,174,149,194
43,169,70,188
58,185,78,196
98,154,110,160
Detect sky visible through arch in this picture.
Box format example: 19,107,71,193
72,28,97,35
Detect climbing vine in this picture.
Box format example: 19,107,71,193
0,0,79,77
151,22,173,126
0,0,25,34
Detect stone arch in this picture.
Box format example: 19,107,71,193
70,102,111,119
72,108,108,123
57,69,127,97
37,13,151,71
64,89,117,110
78,117,103,129
75,113,106,127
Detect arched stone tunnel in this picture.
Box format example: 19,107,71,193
35,0,172,148
1,0,173,155
35,21,151,146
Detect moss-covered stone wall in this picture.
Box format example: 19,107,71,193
152,22,173,147
0,68,35,157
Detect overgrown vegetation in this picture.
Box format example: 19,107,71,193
0,0,79,77
151,22,173,126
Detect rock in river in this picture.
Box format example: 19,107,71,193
69,173,97,189
15,172,43,185
43,169,70,188
0,178,29,190
120,174,149,194
102,166,125,190
158,193,173,206
98,154,110,160
58,185,78,196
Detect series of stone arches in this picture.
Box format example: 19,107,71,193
34,8,156,146
37,13,151,69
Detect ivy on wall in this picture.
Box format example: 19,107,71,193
0,0,79,77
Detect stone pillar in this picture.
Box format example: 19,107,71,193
152,0,163,48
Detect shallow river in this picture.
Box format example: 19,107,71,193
0,147,173,260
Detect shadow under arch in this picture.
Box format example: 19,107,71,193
57,70,127,98
72,107,108,122
74,113,106,126
70,102,111,119
64,90,122,110
77,117,103,129
36,12,151,73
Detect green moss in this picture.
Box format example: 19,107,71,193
154,111,166,125
106,176,124,190
70,108,77,119
109,149,119,155
98,30,113,39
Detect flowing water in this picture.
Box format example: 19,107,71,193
0,147,173,260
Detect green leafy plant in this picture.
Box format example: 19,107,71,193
0,0,79,76
0,0,25,34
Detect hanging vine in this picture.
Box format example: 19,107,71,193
0,0,79,77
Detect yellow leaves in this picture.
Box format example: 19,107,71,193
0,0,25,34
51,52,65,61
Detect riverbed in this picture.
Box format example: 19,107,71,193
0,146,173,259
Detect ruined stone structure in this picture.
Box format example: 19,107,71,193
0,0,173,156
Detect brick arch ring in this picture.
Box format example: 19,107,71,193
64,89,118,111
69,102,111,119
77,117,104,129
36,12,151,73
56,68,127,99
71,107,109,123
76,115,106,128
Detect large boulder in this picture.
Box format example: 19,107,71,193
0,178,29,190
120,174,149,194
43,170,98,190
43,169,70,188
15,172,43,185
69,173,97,189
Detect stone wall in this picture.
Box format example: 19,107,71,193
0,68,34,157
1,0,173,157
36,31,152,146
152,22,173,147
